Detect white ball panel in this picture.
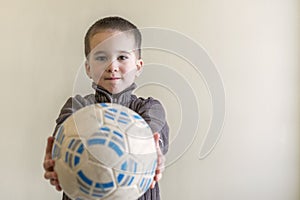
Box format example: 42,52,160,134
127,135,157,155
55,159,78,198
102,186,140,200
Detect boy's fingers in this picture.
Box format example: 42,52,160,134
150,181,156,189
56,185,62,191
153,133,162,155
153,131,165,173
151,133,164,189
43,159,55,171
153,132,160,146
44,171,58,180
155,147,165,172
45,137,54,159
154,173,162,182
50,179,59,186
157,156,165,172
50,178,62,191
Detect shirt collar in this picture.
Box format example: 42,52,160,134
92,82,137,105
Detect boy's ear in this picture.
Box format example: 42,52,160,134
135,59,144,77
85,60,92,79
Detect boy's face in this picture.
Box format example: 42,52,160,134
85,29,143,94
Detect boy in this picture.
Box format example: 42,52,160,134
43,16,169,200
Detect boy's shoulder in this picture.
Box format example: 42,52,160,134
63,94,95,110
131,96,165,110
130,96,166,122
55,94,95,126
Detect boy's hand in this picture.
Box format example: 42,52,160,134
150,132,165,189
43,136,62,191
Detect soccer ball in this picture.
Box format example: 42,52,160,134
52,103,157,200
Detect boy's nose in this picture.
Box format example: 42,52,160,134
105,60,119,72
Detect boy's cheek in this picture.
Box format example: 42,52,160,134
94,72,105,81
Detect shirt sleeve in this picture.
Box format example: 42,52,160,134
134,97,169,155
53,95,92,136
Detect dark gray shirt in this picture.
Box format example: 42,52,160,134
54,83,169,200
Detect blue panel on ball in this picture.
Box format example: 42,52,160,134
117,119,128,124
74,156,80,166
55,126,63,141
95,181,114,189
133,114,142,119
77,143,84,154
99,103,108,107
87,138,106,146
52,144,60,159
65,151,69,163
108,141,123,157
77,170,93,186
79,186,89,195
128,176,134,186
94,183,102,189
145,178,152,192
113,130,123,139
104,114,115,121
140,178,145,188
103,181,114,188
120,111,129,117
151,160,157,174
108,108,118,113
121,161,127,171
134,162,137,173
100,126,110,132
117,174,125,183
92,193,103,198
60,134,65,145
68,138,75,149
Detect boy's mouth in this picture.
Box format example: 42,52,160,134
104,77,121,80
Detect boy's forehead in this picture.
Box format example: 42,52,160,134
90,30,136,54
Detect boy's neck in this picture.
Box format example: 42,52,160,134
92,82,137,105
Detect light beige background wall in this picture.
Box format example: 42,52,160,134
0,0,299,199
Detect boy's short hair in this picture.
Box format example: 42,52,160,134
84,16,142,59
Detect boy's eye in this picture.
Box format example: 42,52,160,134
118,55,128,61
95,56,107,61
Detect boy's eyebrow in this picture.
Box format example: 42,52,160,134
117,50,132,54
93,50,107,55
93,50,133,55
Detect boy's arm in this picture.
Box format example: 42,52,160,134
135,97,169,155
133,97,169,190
44,95,91,191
